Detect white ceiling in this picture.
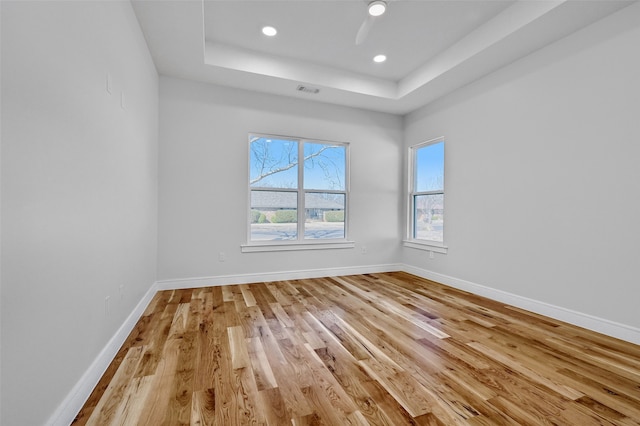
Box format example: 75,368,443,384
131,0,635,115
203,1,515,81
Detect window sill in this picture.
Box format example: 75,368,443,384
241,240,356,253
402,240,448,254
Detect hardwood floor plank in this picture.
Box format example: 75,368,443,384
134,301,180,378
298,384,355,426
270,302,296,328
359,358,433,417
547,335,640,381
239,284,258,308
191,388,216,426
266,281,294,307
468,341,585,400
136,337,181,426
76,272,640,425
193,297,219,392
302,342,360,416
228,326,251,370
247,336,278,391
85,346,145,425
555,366,640,419
486,395,556,425
257,387,288,425
358,379,425,425
110,375,155,426
165,331,197,425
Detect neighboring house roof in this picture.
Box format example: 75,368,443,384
416,204,444,211
251,191,344,210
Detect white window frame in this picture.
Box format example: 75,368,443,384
242,133,354,253
404,137,448,254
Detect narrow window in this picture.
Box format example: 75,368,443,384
249,134,348,244
409,138,445,244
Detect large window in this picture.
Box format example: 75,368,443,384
408,138,445,249
247,134,349,247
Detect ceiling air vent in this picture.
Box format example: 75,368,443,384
296,85,320,94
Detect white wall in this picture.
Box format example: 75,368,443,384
158,77,403,281
1,2,158,425
403,3,640,330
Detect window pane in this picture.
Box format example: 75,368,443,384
304,192,345,239
250,191,297,241
303,142,346,190
250,137,298,188
414,194,444,242
415,142,444,192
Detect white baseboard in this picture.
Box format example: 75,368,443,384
401,264,640,345
46,282,159,426
155,263,403,290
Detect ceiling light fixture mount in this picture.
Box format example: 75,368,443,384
368,1,387,17
356,1,387,45
262,26,277,37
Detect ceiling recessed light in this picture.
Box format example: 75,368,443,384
262,26,277,37
368,1,387,17
373,54,387,63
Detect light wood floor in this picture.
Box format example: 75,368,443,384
74,272,640,425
